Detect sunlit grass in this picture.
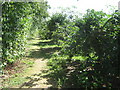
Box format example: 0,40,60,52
39,39,52,42
40,44,60,48
22,59,34,67
72,56,88,61
3,74,27,88
0,37,2,41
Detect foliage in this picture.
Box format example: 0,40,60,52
27,2,49,38
48,9,120,88
46,13,68,39
1,1,120,88
2,1,49,65
2,2,30,65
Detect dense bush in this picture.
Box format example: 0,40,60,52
2,1,49,65
2,2,31,65
48,9,120,88
28,2,49,39
46,13,68,39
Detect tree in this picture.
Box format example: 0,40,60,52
46,13,67,39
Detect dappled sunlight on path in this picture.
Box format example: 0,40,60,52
19,59,52,88
18,38,58,88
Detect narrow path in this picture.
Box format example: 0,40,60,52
18,38,56,88
19,59,52,88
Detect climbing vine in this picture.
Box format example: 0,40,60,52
2,1,49,65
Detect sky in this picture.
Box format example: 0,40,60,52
47,0,120,15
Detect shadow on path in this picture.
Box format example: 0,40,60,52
19,70,57,88
27,40,61,60
32,40,54,47
19,39,61,88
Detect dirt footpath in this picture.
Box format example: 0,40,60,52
18,38,53,88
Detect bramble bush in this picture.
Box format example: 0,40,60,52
47,9,120,88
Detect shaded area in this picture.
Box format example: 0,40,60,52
27,40,61,59
48,57,120,88
64,60,120,88
19,76,42,88
32,40,54,47
19,70,57,88
27,47,61,59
